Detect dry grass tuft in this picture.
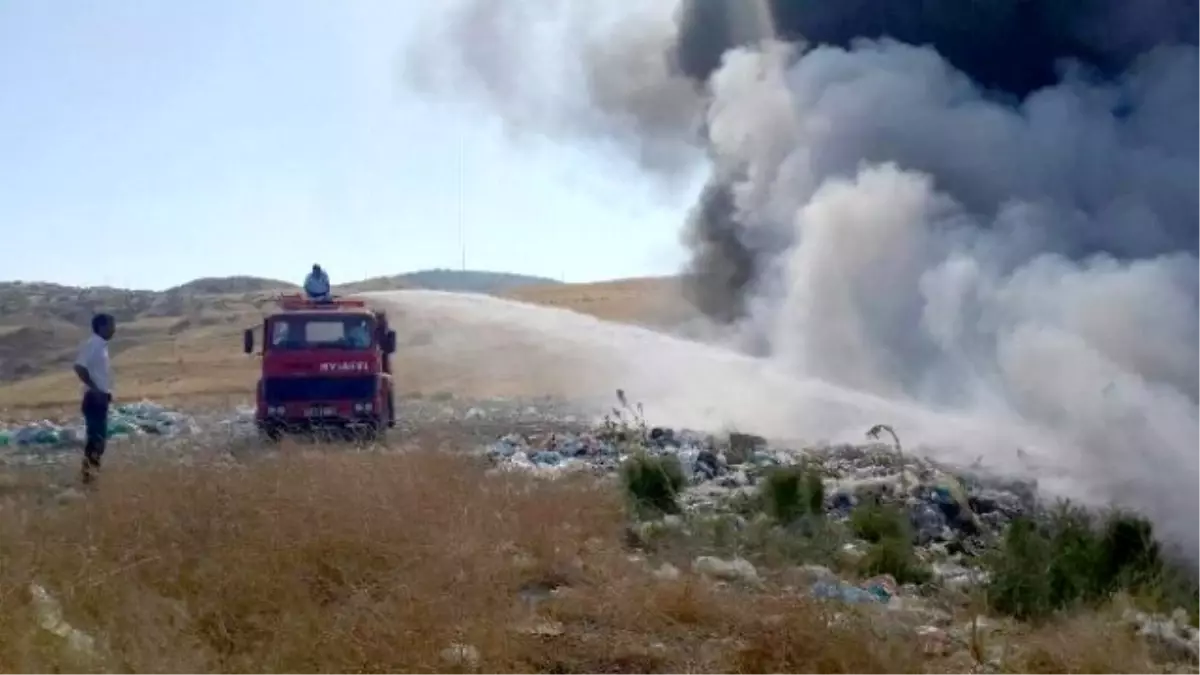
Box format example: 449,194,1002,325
1008,611,1164,674
0,449,1180,673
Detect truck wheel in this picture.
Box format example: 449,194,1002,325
347,418,383,444
365,416,386,443
259,424,283,443
386,391,396,428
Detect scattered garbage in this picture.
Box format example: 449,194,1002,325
0,399,200,450
29,582,98,659
692,556,761,585
807,574,918,607
931,561,989,591
478,420,1063,645
481,426,1035,551
439,642,481,669
810,579,887,605
1123,608,1200,662
485,430,625,478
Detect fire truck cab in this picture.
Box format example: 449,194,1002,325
243,294,396,440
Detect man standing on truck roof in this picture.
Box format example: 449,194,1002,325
73,313,115,485
304,263,331,301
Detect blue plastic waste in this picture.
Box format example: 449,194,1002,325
810,580,885,604
530,450,563,466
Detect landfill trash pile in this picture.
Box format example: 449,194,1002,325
481,423,1037,544
0,400,200,451
481,421,1029,616
393,395,586,427
480,416,1199,669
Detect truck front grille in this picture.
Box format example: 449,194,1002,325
263,376,376,403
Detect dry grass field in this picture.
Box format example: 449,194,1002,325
505,276,694,327
0,448,1170,674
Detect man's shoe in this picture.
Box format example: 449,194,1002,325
80,456,101,486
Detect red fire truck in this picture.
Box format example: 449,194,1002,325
243,294,396,440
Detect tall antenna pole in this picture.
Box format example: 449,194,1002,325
457,123,466,272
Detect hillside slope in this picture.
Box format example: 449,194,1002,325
343,269,559,294
0,270,579,385
0,281,271,385
166,276,296,295
0,275,687,409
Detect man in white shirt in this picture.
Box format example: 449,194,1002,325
304,263,331,301
73,313,115,484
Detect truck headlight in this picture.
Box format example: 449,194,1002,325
354,402,374,413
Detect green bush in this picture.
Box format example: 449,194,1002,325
804,467,825,515
1098,510,1161,589
847,500,931,586
984,502,1183,621
621,452,685,516
762,464,825,524
985,516,1055,620
858,536,932,586
850,501,910,543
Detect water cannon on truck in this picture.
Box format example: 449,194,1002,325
243,293,396,441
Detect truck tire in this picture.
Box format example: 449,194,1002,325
259,423,283,443
353,416,385,444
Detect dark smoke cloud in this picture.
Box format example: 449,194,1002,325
679,0,1199,92
406,0,1200,555
673,0,1198,321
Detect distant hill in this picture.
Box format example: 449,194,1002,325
0,275,687,408
0,281,162,327
166,276,296,295
0,279,274,384
344,269,560,294
0,269,565,384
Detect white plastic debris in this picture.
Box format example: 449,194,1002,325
29,582,98,658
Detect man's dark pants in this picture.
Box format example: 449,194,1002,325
81,390,110,474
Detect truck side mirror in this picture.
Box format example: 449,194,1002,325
382,330,396,354
243,328,254,355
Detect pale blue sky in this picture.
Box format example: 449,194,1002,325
0,0,698,290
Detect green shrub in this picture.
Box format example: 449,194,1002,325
850,501,910,543
858,536,931,586
984,516,1055,620
621,452,685,516
804,467,825,515
762,464,825,524
849,498,930,586
984,502,1184,621
1098,510,1162,589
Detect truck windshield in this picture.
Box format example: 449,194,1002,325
269,316,375,350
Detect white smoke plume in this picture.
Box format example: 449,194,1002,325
404,0,1199,555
